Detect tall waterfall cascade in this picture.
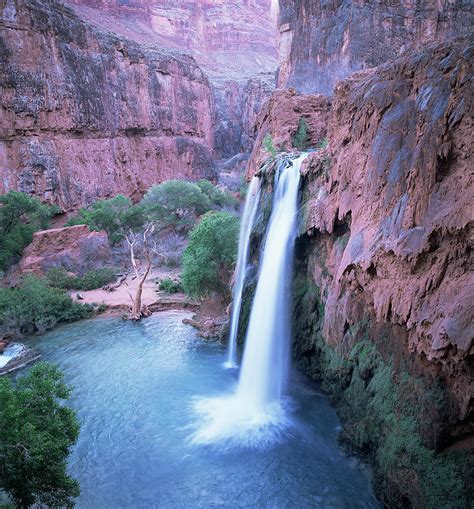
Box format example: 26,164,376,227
191,153,308,448
225,177,261,368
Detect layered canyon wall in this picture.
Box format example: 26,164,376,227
0,0,216,209
66,0,278,161
0,0,277,210
278,0,474,94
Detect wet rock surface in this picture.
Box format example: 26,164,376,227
247,34,473,507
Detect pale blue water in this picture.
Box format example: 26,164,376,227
24,313,380,508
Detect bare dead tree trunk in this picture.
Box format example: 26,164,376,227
125,224,157,321
130,260,151,320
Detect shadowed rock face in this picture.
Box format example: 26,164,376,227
277,0,474,95
65,0,278,160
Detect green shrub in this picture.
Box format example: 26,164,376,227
46,267,116,291
157,277,183,294
293,117,310,150
65,195,144,244
196,179,238,210
0,276,93,335
263,133,277,159
317,137,329,149
141,180,211,232
182,211,239,299
0,362,80,508
0,191,56,271
77,268,116,290
45,267,77,289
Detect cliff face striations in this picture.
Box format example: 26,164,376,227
66,0,278,160
1,0,218,209
277,0,474,94
0,0,277,209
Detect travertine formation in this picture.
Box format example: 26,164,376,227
249,33,473,436
246,33,473,506
277,0,474,94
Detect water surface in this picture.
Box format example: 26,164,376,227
25,313,380,508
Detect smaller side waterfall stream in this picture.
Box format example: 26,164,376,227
191,154,307,448
225,176,261,368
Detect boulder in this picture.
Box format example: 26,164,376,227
19,225,111,275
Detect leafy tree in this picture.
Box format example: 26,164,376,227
196,179,238,210
65,195,144,244
141,180,211,232
0,362,80,508
293,117,310,150
0,276,93,335
0,191,55,271
182,211,239,299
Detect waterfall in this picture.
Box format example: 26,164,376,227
236,154,305,409
190,153,307,448
225,177,261,368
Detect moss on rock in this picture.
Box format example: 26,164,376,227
293,278,472,509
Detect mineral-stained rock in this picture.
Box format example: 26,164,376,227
306,36,474,398
65,0,278,165
19,224,111,274
277,0,474,94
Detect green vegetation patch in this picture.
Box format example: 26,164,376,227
0,276,93,336
293,117,310,150
182,211,239,300
0,191,58,271
263,133,278,159
0,362,80,508
157,277,183,294
46,267,116,291
293,276,472,508
65,194,144,244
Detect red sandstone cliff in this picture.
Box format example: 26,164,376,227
244,33,473,506
277,0,474,95
66,0,278,160
0,0,277,209
0,0,219,209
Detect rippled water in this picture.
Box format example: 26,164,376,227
24,313,380,508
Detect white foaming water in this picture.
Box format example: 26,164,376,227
225,176,261,368
191,154,307,448
270,0,279,21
